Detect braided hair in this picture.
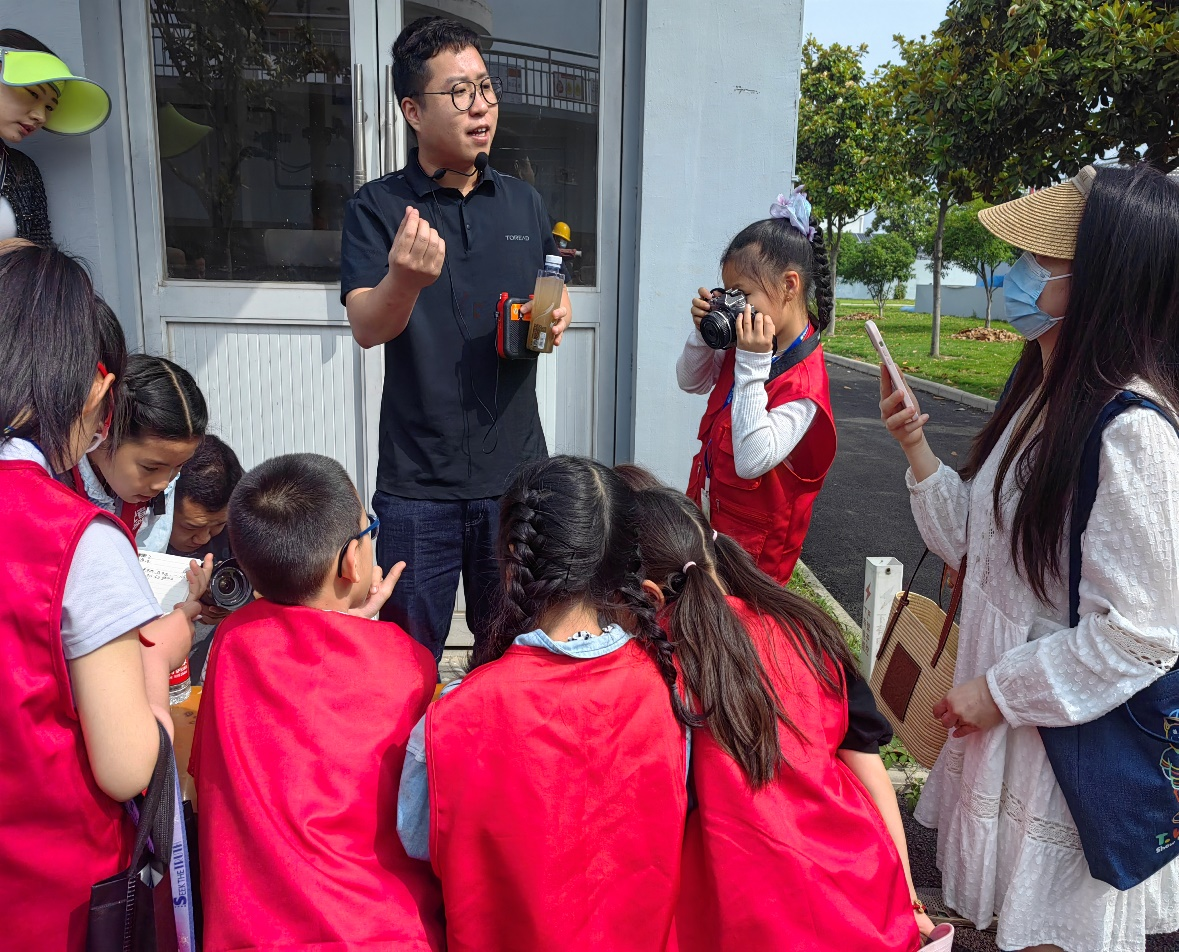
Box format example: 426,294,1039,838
474,455,696,731
111,354,208,448
722,211,834,332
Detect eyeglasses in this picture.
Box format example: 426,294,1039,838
416,77,502,112
337,512,380,578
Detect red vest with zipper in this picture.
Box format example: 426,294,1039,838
191,599,445,951
0,460,136,952
675,598,920,952
427,641,687,952
686,343,836,583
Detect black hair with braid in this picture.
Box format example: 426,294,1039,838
474,455,697,731
722,209,833,332
111,354,208,448
626,481,857,787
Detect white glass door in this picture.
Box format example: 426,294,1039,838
122,0,389,498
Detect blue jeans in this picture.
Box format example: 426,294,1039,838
372,492,501,666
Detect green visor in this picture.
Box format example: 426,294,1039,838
0,49,111,135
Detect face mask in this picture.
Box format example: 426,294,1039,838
1004,251,1071,341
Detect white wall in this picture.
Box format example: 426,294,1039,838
11,0,143,347
630,0,805,485
914,284,1008,321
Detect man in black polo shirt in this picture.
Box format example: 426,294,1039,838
340,16,570,663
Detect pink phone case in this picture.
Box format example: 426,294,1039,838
864,320,915,412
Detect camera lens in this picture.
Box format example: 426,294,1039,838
210,562,253,612
699,307,738,350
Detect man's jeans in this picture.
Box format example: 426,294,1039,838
372,491,500,665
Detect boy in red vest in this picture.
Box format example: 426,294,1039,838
191,453,444,951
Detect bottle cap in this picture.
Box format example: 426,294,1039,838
545,254,562,269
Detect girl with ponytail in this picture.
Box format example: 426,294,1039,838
396,455,691,952
73,352,208,551
629,481,923,952
680,186,837,582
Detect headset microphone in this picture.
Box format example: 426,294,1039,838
430,152,490,181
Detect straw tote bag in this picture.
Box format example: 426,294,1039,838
869,550,966,769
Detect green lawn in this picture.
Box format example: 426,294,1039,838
822,300,1022,401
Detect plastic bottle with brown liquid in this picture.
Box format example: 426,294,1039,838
527,255,565,354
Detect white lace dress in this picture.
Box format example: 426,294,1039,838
908,396,1179,952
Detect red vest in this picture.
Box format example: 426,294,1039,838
191,599,444,951
0,460,136,952
675,599,920,952
427,641,687,952
686,344,836,583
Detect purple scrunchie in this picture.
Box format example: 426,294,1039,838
770,185,815,240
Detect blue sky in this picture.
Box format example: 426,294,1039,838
803,0,949,73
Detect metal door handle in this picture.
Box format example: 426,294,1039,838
353,62,368,190
383,65,396,177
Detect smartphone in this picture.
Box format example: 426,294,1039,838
864,320,915,413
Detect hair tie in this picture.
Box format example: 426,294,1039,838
769,185,816,240
682,561,697,574
712,529,718,542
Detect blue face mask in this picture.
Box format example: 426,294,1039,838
1004,251,1071,341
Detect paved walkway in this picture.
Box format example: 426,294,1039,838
801,360,991,618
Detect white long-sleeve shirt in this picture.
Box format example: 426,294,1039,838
907,385,1179,950
676,329,816,480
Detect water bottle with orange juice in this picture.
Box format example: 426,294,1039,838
526,255,565,354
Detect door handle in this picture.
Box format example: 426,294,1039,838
383,64,396,177
352,62,368,190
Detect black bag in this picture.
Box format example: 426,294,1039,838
1039,391,1179,890
87,720,179,952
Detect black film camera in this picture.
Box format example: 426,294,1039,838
699,287,757,351
200,558,253,612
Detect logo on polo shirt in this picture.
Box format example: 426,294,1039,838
504,234,530,241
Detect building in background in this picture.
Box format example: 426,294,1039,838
19,0,805,495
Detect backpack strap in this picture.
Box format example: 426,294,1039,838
1069,391,1179,627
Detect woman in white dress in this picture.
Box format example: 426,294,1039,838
879,163,1179,952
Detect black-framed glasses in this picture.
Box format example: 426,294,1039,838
416,77,502,112
337,512,380,578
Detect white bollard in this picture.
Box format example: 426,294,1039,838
861,557,904,680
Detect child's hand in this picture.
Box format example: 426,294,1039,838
690,286,712,331
915,908,936,939
348,561,405,620
879,365,929,450
736,305,774,354
185,555,214,603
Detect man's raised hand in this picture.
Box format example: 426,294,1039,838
389,206,446,291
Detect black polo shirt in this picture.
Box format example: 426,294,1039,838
340,150,559,500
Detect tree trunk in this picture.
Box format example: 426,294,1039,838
825,219,845,337
984,284,993,329
930,196,950,358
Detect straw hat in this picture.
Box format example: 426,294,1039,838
978,164,1097,260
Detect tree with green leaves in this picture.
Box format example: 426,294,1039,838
796,38,898,334
840,233,916,320
940,200,1016,328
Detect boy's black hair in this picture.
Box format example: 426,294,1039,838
113,353,208,447
392,16,482,104
0,243,126,470
228,453,364,606
0,30,56,55
175,434,243,513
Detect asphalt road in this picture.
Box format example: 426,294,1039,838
801,361,991,620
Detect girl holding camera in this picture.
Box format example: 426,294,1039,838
679,188,836,584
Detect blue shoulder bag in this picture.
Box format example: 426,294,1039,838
1038,391,1179,890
